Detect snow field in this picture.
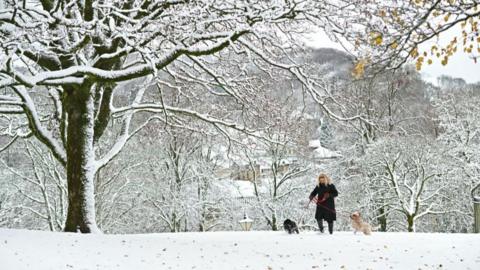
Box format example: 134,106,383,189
0,229,479,270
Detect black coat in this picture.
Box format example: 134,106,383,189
309,184,338,222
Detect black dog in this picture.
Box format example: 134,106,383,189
283,219,299,234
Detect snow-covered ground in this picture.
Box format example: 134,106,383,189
1,229,479,270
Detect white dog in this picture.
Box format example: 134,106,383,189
350,211,372,235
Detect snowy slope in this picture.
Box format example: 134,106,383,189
0,229,479,270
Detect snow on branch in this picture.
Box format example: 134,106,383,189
111,102,276,142
11,87,66,165
6,29,250,88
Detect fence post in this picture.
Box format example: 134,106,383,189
474,197,480,233
473,185,480,233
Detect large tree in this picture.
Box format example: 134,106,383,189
0,0,352,232
359,137,453,232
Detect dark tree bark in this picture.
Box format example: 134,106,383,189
407,215,415,232
63,82,99,233
378,206,387,232
271,213,278,231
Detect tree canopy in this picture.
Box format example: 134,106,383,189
341,0,480,77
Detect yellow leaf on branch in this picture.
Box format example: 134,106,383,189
352,59,368,79
390,41,398,49
444,13,450,22
410,47,419,58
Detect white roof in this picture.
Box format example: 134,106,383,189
308,139,321,148
309,140,341,159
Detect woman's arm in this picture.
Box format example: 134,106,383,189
329,184,339,197
309,186,318,200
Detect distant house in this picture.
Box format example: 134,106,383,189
229,156,299,182
230,162,260,182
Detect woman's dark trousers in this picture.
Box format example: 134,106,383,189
317,219,334,234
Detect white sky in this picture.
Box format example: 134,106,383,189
305,28,480,85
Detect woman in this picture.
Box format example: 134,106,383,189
309,173,338,234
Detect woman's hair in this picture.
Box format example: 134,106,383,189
317,173,331,185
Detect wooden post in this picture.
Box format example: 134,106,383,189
474,197,480,233
473,184,480,233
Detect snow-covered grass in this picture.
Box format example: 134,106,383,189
1,228,479,270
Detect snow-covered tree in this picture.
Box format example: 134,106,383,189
1,140,66,231
234,94,312,231
359,137,456,232
432,83,480,232
0,0,355,232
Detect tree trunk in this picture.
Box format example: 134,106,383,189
271,213,277,231
172,212,178,232
63,84,100,233
377,206,387,232
407,215,415,232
